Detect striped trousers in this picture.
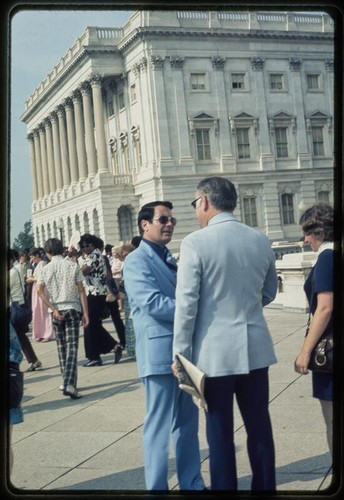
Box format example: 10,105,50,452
52,309,82,390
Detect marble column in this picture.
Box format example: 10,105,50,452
33,129,43,199
72,90,88,180
27,133,38,200
56,104,71,187
80,82,97,176
38,125,50,196
64,98,79,184
50,111,63,191
91,74,108,173
43,119,56,193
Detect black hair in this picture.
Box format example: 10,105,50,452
137,201,173,235
131,235,142,248
299,203,333,242
44,238,63,256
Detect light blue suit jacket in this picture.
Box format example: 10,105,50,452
173,212,278,377
123,240,177,378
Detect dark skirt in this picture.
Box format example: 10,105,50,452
312,371,333,401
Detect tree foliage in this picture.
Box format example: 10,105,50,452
12,220,34,251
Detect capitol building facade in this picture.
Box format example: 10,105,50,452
21,10,334,252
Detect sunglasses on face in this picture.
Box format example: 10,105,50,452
191,196,202,209
152,215,177,226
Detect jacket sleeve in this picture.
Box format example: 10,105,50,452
123,253,175,322
262,250,278,306
173,236,201,359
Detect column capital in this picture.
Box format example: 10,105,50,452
325,58,334,72
72,89,82,102
56,104,65,117
64,97,74,110
43,118,52,129
289,57,302,71
80,81,92,96
50,111,58,123
169,55,185,69
251,57,265,71
90,73,103,87
150,55,165,70
212,56,226,70
38,123,46,134
27,132,34,141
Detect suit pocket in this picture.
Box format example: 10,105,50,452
147,324,173,365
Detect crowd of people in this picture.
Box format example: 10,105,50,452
8,175,335,492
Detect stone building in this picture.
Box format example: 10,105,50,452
21,10,334,252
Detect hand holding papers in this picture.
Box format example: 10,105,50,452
175,354,208,411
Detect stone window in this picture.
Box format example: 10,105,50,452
196,129,211,160
130,84,137,103
317,190,330,203
269,73,284,91
306,73,321,91
108,98,114,117
311,126,324,156
281,193,295,225
190,73,207,91
118,91,125,110
275,127,288,158
242,196,258,227
118,205,133,242
236,128,250,159
189,112,218,162
231,73,246,90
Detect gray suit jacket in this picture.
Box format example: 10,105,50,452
123,240,177,378
173,212,278,377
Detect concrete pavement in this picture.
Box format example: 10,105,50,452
9,308,334,494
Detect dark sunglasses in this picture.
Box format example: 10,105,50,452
191,196,202,209
152,215,177,226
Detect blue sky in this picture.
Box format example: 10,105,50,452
9,8,132,243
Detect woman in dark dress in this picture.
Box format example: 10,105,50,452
294,203,334,457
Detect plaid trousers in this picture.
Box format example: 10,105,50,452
52,309,82,389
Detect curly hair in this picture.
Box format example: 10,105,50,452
299,203,333,242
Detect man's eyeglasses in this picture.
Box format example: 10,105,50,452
152,216,177,226
191,196,202,209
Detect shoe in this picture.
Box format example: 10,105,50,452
59,385,64,391
63,385,82,399
26,360,43,372
83,359,102,367
114,345,123,364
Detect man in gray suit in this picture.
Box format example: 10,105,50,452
123,201,205,492
172,177,278,491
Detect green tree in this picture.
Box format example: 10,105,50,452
12,220,34,251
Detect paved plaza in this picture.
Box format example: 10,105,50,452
8,308,335,495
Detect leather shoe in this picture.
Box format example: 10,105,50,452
83,359,102,367
114,345,123,364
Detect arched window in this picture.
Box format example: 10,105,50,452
92,209,99,236
67,217,72,243
118,205,133,242
281,193,295,225
75,214,81,232
83,212,89,234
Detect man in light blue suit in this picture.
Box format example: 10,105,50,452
172,177,278,491
123,201,205,492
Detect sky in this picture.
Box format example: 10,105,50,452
9,8,132,243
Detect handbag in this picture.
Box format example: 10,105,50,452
10,301,32,330
9,361,24,409
305,297,333,373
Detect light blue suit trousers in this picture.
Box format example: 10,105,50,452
142,374,205,491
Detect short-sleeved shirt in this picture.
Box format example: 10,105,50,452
83,249,107,296
37,255,84,312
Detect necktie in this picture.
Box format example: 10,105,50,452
164,249,177,271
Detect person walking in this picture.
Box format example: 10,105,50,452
36,238,89,399
79,233,121,366
9,249,42,372
123,201,205,492
294,203,334,457
172,176,278,491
